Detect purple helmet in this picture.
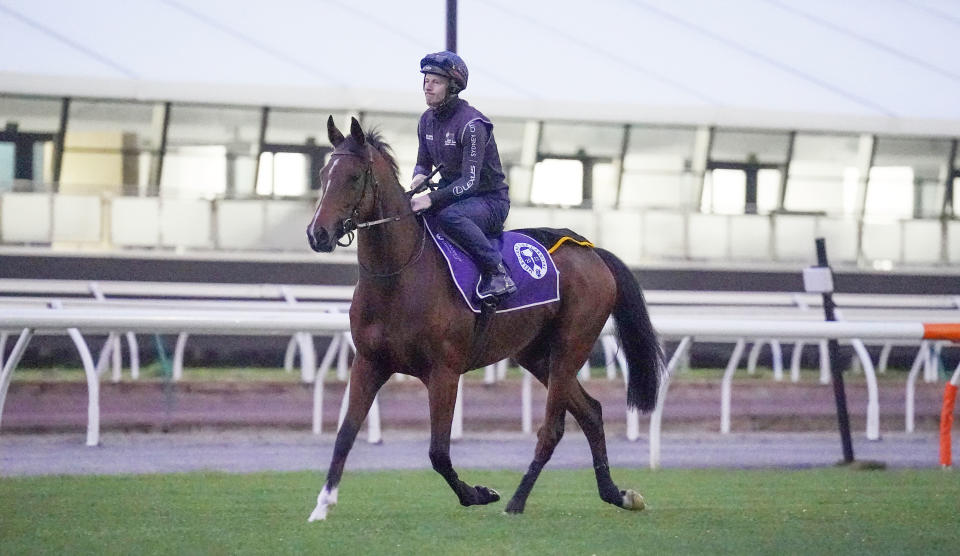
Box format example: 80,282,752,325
420,51,468,93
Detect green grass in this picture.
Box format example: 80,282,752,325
2,468,957,555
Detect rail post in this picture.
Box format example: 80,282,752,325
807,238,855,463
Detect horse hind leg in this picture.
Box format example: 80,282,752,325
567,382,644,511
504,371,567,514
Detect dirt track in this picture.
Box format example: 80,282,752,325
1,375,946,434
1,375,951,476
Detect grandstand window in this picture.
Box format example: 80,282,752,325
710,130,791,164
861,165,914,220
530,158,582,206
870,136,953,219
265,109,340,145
255,151,308,196
0,95,62,190
0,95,62,132
783,133,860,215
60,99,159,196
362,112,420,182
165,104,261,199
619,126,698,210
537,122,621,206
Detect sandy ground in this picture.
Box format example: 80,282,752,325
1,376,950,476
1,429,941,476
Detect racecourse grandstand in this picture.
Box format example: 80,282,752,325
1,0,959,292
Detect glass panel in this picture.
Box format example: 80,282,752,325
710,129,791,163
864,166,913,220
0,142,13,191
530,159,582,205
0,95,62,131
872,136,952,219
490,117,528,168
539,122,623,158
256,152,308,196
784,133,860,215
61,99,159,194
265,109,346,145
592,162,618,209
954,177,959,216
160,146,227,199
166,104,262,198
701,169,745,214
364,113,420,182
757,168,782,214
620,126,697,210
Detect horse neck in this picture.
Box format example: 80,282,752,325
356,161,424,277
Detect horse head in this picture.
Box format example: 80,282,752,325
307,116,375,253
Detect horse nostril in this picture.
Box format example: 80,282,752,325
308,227,331,252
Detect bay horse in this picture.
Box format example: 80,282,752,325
306,116,663,521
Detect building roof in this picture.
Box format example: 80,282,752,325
2,0,959,135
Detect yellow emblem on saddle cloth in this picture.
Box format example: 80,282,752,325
547,236,595,254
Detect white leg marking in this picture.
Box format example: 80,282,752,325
308,485,339,522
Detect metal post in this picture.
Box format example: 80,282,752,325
816,238,855,463
446,0,457,52
149,101,171,195
614,123,630,209
253,106,269,195
52,97,70,190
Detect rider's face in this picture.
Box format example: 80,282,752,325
423,74,450,107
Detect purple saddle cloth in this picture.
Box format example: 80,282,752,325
423,215,560,314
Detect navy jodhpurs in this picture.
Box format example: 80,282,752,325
434,191,510,272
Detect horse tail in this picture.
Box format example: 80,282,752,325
594,247,664,413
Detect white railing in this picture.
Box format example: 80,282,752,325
3,305,957,469
3,279,959,440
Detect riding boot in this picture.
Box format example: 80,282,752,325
478,263,517,299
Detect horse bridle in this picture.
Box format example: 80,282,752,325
325,148,429,277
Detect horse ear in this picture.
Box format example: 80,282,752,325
350,117,365,145
327,115,344,147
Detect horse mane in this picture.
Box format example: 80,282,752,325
364,127,400,183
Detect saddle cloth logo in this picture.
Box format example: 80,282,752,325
423,215,560,314
514,242,547,279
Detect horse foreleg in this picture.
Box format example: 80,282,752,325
427,371,501,507
504,378,567,514
309,356,387,522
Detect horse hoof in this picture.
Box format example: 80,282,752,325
475,485,501,505
621,489,645,511
308,486,338,522
503,498,525,514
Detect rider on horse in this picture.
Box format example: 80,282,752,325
408,51,517,300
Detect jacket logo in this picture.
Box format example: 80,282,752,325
425,134,433,140
444,132,456,146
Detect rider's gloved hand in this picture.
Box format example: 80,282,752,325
410,194,433,213
409,174,428,192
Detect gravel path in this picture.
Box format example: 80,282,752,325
0,429,943,477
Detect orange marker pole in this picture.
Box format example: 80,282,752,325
940,368,960,467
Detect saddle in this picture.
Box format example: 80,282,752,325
422,215,593,314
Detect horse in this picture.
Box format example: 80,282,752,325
305,116,664,521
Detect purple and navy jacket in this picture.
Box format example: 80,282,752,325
413,98,508,208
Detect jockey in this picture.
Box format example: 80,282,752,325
409,50,517,300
